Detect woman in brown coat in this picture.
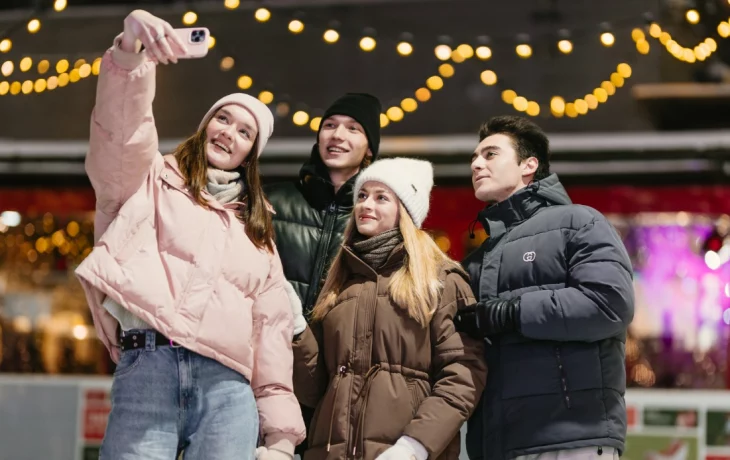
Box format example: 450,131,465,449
290,158,487,460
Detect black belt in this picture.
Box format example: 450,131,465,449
119,330,182,351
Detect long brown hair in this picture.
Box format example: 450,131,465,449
173,113,274,253
312,203,465,328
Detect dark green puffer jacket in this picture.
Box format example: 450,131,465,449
264,147,359,315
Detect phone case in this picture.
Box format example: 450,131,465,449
172,27,210,59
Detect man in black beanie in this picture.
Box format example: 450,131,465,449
264,92,382,454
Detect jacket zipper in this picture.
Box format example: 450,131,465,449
554,345,571,408
304,202,338,313
326,364,348,452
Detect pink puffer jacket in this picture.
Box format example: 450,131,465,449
74,41,305,454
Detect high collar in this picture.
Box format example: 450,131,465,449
477,174,571,239
343,242,406,279
298,144,358,211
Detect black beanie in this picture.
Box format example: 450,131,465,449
319,93,382,157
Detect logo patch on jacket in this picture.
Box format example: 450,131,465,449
522,251,536,262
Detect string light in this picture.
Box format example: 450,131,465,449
237,75,253,90
323,29,339,44
438,63,455,78
558,39,573,54
292,111,309,126
526,101,540,116
288,20,304,34
415,87,431,102
220,57,234,71
34,78,46,93
585,94,598,110
480,70,497,85
512,96,528,112
275,102,290,117
550,96,565,117
255,8,271,22
379,113,389,128
53,0,67,12
1,61,13,77
600,32,615,47
475,46,492,60
515,44,532,58
645,23,719,62
0,39,11,53
426,75,443,90
91,58,102,75
27,19,41,34
224,0,240,10
182,11,197,26
434,45,452,61
37,59,49,74
21,80,33,94
19,57,32,72
456,44,474,59
718,22,730,38
359,36,376,52
208,36,216,49
386,106,404,122
397,42,413,56
401,98,418,112
494,62,631,118
309,117,321,132
686,9,700,25
56,59,69,73
258,90,274,104
501,90,517,104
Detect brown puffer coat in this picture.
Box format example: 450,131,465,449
293,245,487,460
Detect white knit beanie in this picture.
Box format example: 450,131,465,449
198,93,274,158
353,158,434,228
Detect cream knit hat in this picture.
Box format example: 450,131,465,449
198,93,274,158
353,158,434,228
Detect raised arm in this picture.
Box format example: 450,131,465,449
87,10,186,239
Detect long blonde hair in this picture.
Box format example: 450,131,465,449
311,203,464,328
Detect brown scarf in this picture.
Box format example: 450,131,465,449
351,228,403,270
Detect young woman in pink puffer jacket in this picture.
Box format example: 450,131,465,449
74,10,304,460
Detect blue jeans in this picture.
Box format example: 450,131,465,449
100,330,259,460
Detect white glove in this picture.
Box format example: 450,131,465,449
375,436,428,460
284,281,307,337
255,446,293,460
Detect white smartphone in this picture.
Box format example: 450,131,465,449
172,27,210,59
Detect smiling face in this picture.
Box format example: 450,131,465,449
354,181,400,237
204,104,259,170
317,114,371,174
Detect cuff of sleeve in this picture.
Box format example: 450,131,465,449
396,435,429,460
111,33,148,70
264,433,297,457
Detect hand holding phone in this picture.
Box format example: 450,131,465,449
171,27,211,59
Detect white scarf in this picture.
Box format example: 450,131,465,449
206,168,244,205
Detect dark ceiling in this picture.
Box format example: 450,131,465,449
0,0,729,140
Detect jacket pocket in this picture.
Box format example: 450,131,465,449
114,348,146,379
406,378,430,418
